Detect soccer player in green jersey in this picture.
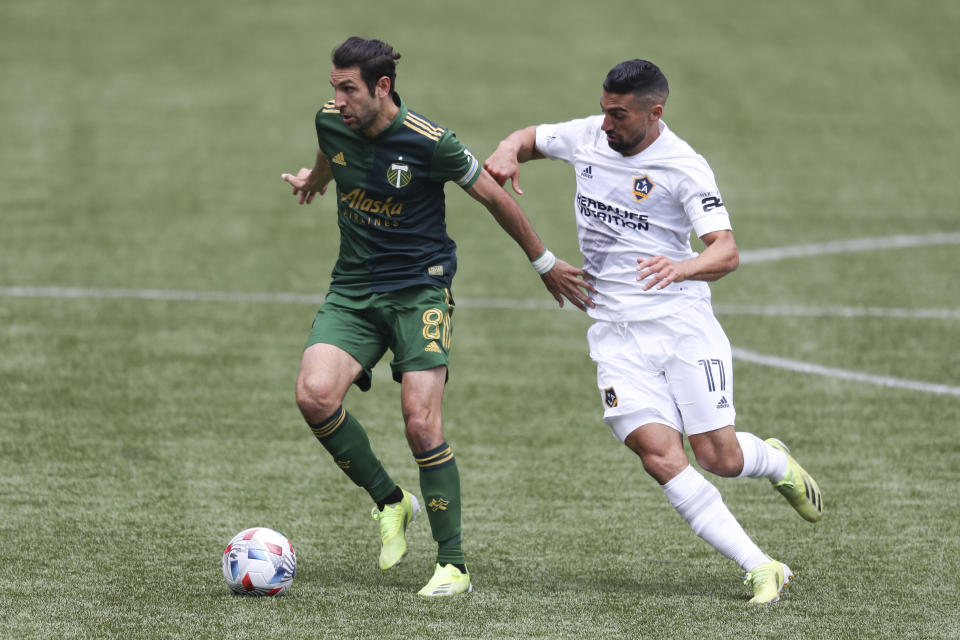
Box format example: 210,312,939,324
281,37,594,596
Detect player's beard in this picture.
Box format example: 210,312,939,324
606,131,643,154
342,99,379,132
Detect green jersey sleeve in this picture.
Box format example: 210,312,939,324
429,130,482,189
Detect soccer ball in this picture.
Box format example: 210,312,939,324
222,527,297,596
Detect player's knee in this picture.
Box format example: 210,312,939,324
639,451,688,485
690,428,742,477
295,373,341,419
694,449,740,477
403,411,442,452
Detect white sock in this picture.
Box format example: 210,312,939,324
662,465,769,571
735,432,788,481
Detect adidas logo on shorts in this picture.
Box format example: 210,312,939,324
716,396,730,409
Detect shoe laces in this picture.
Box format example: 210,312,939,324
439,564,463,578
743,564,772,587
430,564,464,585
371,503,405,534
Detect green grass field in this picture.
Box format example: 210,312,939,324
2,0,959,638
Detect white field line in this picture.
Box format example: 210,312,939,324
732,348,960,397
712,304,960,320
3,286,957,396
2,286,956,319
0,285,328,305
2,233,959,396
738,231,960,264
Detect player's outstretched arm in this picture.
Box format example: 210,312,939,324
467,169,595,310
281,148,334,205
482,126,543,195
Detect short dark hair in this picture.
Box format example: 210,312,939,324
603,59,669,105
332,36,401,96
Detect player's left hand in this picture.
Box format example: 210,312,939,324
637,255,687,290
541,259,597,311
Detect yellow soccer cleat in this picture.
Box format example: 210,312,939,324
417,563,473,597
766,438,823,522
371,490,420,570
744,559,793,603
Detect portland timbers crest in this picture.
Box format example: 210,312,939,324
633,175,655,201
387,160,412,188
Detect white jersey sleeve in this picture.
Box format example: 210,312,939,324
535,117,599,165
675,159,732,238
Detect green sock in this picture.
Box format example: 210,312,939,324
309,406,397,504
415,441,465,566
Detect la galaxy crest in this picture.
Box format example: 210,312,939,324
633,175,655,202
603,386,618,408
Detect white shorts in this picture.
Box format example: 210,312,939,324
588,299,736,442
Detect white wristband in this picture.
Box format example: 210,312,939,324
531,249,557,275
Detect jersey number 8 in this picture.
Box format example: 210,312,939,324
422,308,452,350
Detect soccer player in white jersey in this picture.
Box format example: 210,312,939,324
484,59,823,603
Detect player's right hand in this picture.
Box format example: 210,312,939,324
482,152,523,195
281,168,327,205
540,259,597,311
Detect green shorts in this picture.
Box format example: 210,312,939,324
305,286,455,391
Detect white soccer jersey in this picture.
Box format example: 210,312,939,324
536,117,732,322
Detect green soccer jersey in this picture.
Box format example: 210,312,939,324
315,94,482,295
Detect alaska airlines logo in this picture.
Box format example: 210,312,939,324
387,161,412,188
633,175,655,201
340,188,404,216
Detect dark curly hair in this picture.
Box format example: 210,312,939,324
332,36,401,96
